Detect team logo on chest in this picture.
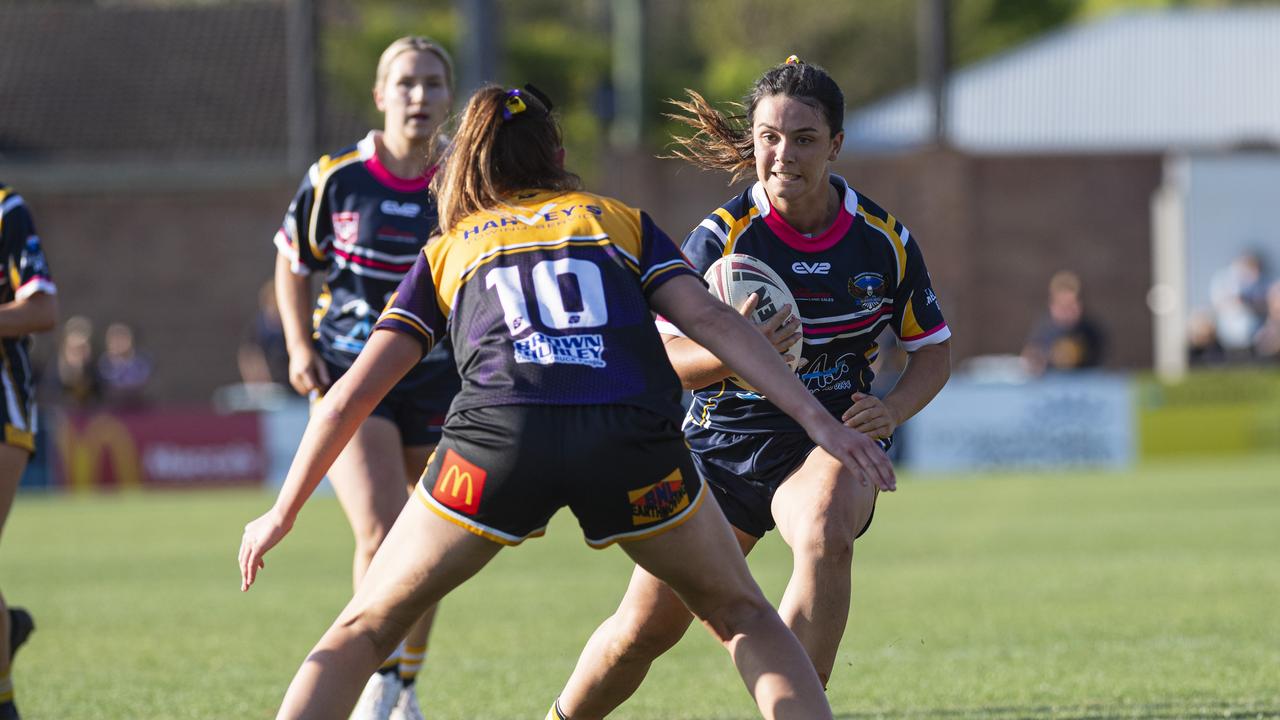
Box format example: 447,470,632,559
848,272,886,312
332,211,360,244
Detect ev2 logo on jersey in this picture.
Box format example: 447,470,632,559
380,200,421,218
791,261,831,275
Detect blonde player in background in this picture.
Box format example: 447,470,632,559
271,37,460,720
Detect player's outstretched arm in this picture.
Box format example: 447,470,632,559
238,329,422,591
649,275,894,491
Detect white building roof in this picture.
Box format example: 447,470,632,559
845,8,1280,154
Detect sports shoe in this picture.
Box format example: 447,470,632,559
0,700,19,720
7,608,33,660
389,684,425,720
350,671,400,720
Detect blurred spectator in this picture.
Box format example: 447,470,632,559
1022,270,1106,374
1252,281,1280,361
237,280,289,386
56,315,100,407
1187,308,1227,366
1209,251,1268,361
97,322,151,408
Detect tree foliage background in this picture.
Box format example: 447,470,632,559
318,0,1280,169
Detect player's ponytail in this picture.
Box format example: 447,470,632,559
666,56,845,182
434,84,580,233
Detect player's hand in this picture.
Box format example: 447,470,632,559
737,294,802,364
809,419,896,492
286,346,331,396
842,392,897,439
239,509,292,592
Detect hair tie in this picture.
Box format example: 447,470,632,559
503,89,527,121
785,54,801,65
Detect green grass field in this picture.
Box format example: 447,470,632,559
3,455,1278,719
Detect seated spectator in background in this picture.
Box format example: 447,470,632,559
237,280,288,386
97,322,151,408
56,315,100,407
1252,281,1280,361
1187,308,1227,366
1022,270,1106,374
1210,251,1268,361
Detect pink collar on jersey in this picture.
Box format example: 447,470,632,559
359,131,437,193
752,176,858,253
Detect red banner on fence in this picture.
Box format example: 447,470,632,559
54,409,265,491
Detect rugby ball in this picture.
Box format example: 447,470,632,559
704,254,803,389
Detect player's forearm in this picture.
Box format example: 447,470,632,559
0,293,57,337
672,294,828,431
271,386,370,525
661,335,734,389
883,341,951,427
274,253,315,353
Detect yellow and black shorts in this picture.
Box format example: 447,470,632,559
1,347,36,453
415,404,704,548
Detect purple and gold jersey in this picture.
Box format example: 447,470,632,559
657,175,950,433
274,132,458,401
1,183,57,450
374,190,697,421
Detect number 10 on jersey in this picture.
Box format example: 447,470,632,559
486,258,608,335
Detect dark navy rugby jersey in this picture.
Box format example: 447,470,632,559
0,183,57,447
656,175,950,433
373,190,698,422
274,132,459,401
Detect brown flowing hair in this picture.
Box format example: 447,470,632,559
665,59,846,184
432,85,580,233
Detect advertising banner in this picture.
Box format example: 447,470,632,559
903,372,1136,472
53,409,265,491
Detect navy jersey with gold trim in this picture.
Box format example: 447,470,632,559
657,175,950,433
274,131,459,401
374,190,697,421
1,183,57,450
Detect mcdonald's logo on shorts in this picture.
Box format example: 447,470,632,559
431,448,487,515
628,469,689,526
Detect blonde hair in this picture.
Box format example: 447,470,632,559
374,36,455,93
433,85,580,233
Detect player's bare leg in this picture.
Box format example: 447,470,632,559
328,418,438,712
0,445,30,715
770,447,876,687
276,496,500,719
557,523,758,719
619,497,833,720
393,443,438,718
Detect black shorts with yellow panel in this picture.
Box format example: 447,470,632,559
685,423,890,539
415,404,704,548
1,341,37,453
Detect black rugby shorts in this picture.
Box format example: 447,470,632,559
414,404,704,547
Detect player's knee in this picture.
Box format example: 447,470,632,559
606,610,687,663
352,520,393,558
693,590,775,645
791,516,856,567
334,608,401,661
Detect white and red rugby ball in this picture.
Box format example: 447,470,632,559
704,254,803,388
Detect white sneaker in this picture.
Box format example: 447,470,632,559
390,685,426,720
350,672,401,720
